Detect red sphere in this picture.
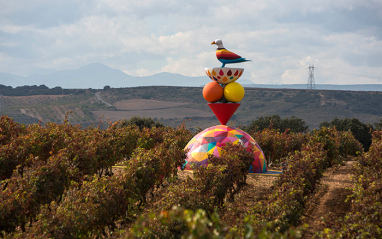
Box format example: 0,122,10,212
203,82,224,102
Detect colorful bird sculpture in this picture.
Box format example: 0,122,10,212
211,39,251,67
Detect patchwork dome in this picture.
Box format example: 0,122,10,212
184,125,267,173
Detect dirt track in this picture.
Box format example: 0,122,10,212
304,161,354,238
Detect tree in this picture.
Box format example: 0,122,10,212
38,85,49,90
244,115,308,133
120,116,164,130
319,117,372,151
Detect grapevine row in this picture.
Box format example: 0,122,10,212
0,115,369,238
318,130,382,238
127,127,363,238
0,115,193,237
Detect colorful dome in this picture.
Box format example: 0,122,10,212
184,125,267,173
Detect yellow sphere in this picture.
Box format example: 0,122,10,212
224,82,245,102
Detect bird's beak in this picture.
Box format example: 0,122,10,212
211,41,216,45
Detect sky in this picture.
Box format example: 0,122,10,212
1,0,382,85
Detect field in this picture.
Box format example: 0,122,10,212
99,87,382,129
93,99,214,130
2,86,382,131
0,91,105,126
1,115,381,238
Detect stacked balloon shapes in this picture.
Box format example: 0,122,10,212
184,63,268,173
203,67,245,125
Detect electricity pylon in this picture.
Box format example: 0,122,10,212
307,65,316,90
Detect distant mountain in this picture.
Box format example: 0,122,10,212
0,63,254,89
1,63,382,91
23,63,132,89
0,73,26,87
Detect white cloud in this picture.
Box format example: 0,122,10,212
0,0,381,85
160,51,215,76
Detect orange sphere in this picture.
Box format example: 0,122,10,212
203,82,224,102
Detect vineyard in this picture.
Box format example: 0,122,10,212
0,115,381,238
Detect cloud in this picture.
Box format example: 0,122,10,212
0,0,381,85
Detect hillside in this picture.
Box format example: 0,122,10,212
1,86,382,130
